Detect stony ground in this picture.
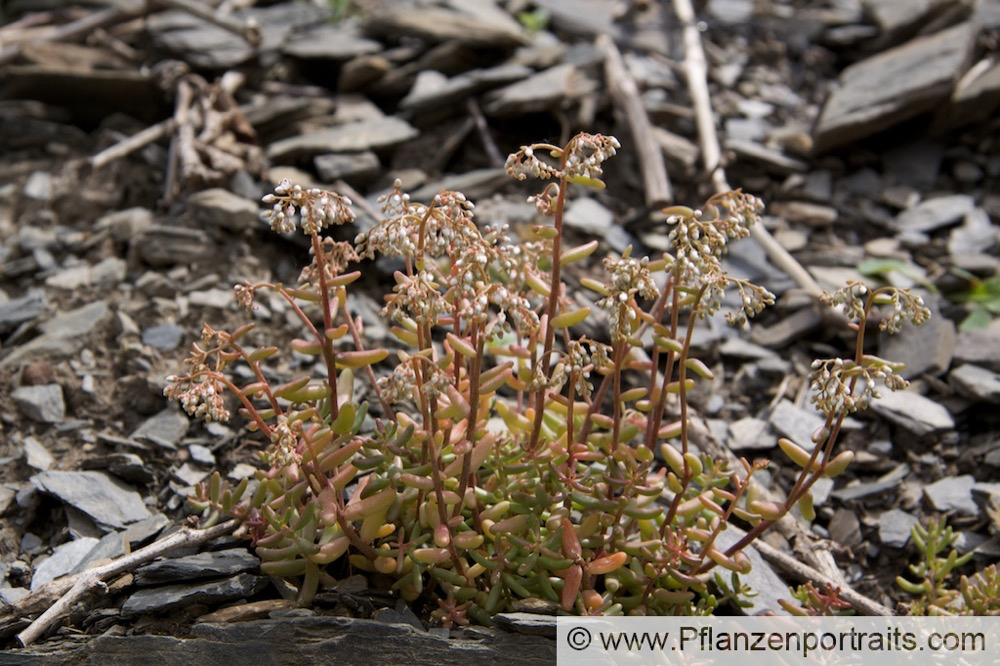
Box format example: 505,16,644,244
0,0,999,658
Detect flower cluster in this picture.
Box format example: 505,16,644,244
809,355,908,418
666,191,762,284
562,133,620,182
596,251,658,343
726,279,776,327
262,179,355,236
163,367,230,422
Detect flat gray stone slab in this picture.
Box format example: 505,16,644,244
364,3,527,48
893,194,975,233
878,508,919,548
950,364,1000,403
0,289,44,332
870,388,954,438
134,548,258,586
131,409,190,450
1,300,111,370
12,384,65,423
924,475,978,515
30,537,100,591
31,470,152,530
813,22,978,152
953,328,1000,371
121,573,269,618
282,23,381,60
879,292,955,379
267,117,418,162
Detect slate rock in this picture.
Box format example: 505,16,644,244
188,444,215,466
949,208,998,256
950,364,1000,403
134,548,259,586
493,613,556,637
267,117,418,162
30,537,100,591
831,463,910,502
135,225,215,267
893,194,976,233
400,64,531,113
23,436,53,470
714,527,790,615
131,409,189,449
813,22,978,152
870,388,955,438
314,151,380,183
935,56,1000,129
410,169,509,205
878,509,919,548
484,64,592,116
141,323,184,351
563,197,614,235
282,23,381,60
12,384,65,423
188,288,233,309
0,290,44,332
725,139,809,174
863,0,953,43
188,188,259,231
953,328,1000,371
74,514,171,572
31,470,152,530
924,475,978,515
828,508,863,548
879,292,955,379
768,400,828,450
0,300,110,369
121,573,269,618
364,3,527,48
727,417,772,451
95,207,154,242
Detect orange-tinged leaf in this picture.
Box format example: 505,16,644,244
336,349,389,368
585,552,627,575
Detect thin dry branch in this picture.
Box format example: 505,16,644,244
14,519,239,647
156,0,262,47
0,1,147,67
672,0,821,298
753,538,892,616
597,34,673,207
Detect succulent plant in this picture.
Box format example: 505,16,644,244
167,132,937,620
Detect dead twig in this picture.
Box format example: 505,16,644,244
0,1,147,68
753,538,893,616
14,519,239,647
597,34,673,208
466,98,505,169
671,0,821,298
155,0,262,47
89,118,177,169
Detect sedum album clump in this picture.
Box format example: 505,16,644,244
166,132,935,622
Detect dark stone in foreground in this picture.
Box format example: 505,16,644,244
0,616,557,665
120,573,269,617
134,548,258,586
813,22,977,152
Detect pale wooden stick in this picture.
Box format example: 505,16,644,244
15,519,239,647
466,98,505,169
753,538,892,616
89,118,177,169
597,34,673,207
0,1,146,67
156,0,262,46
672,0,821,298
